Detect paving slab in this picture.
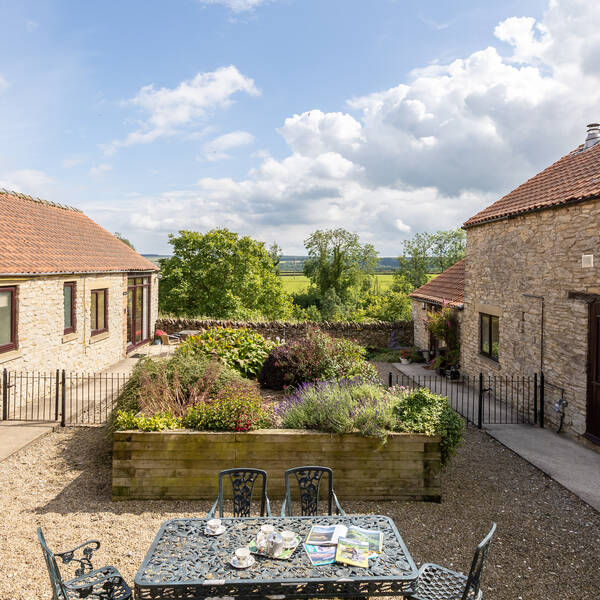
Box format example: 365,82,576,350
0,421,55,461
486,424,600,513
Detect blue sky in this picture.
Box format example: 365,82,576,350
1,0,597,254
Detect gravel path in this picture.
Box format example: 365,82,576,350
0,426,598,600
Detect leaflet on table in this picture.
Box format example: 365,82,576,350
335,537,370,568
305,525,383,554
303,544,336,566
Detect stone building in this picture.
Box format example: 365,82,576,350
459,124,600,446
409,258,465,358
0,189,159,372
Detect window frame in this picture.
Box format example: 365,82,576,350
63,282,76,335
90,288,108,336
479,312,499,361
0,286,17,354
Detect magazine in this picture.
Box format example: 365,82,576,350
304,525,348,546
305,525,383,553
345,526,384,555
335,537,369,568
303,544,336,566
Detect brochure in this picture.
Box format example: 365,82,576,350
303,543,336,566
335,537,369,568
304,525,347,546
345,526,384,555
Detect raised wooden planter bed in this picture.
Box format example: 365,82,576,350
112,429,441,502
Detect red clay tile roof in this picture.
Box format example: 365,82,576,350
0,190,158,274
408,258,465,308
464,142,600,227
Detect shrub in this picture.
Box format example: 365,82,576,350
276,378,395,441
183,383,273,432
114,410,182,431
176,327,276,378
259,329,378,389
391,387,464,465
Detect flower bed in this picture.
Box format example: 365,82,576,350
112,429,441,502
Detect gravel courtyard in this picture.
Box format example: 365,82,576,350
0,424,598,600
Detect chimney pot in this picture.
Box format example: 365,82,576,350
584,123,600,149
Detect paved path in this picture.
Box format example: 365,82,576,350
391,362,600,513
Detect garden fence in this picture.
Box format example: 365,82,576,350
1,369,129,426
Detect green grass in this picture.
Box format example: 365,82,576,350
279,274,397,294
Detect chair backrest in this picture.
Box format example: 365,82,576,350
284,466,333,516
37,528,68,600
216,468,268,517
461,523,496,600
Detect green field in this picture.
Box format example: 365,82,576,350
279,274,396,294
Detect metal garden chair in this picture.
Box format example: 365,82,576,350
281,466,345,516
207,468,272,518
407,523,496,600
37,527,131,600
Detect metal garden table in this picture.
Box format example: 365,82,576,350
134,515,418,600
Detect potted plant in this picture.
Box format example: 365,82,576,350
400,349,410,364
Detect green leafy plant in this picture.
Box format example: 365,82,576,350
391,387,464,465
115,410,182,431
176,327,276,379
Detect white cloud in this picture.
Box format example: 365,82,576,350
123,0,600,253
89,163,112,177
106,66,259,153
200,130,254,161
0,169,55,196
197,0,272,13
62,157,84,168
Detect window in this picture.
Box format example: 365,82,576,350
480,313,499,361
0,286,17,353
127,275,151,348
63,282,76,334
91,289,108,335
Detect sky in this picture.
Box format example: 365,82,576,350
1,0,599,255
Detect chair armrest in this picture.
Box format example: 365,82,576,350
206,498,219,519
56,539,101,576
332,490,346,516
280,497,288,517
265,496,272,517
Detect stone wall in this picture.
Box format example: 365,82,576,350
156,317,413,349
462,200,600,442
0,272,159,372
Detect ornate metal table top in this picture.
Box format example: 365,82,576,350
135,515,417,599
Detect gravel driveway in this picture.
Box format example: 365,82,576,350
0,424,598,600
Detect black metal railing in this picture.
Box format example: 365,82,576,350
388,371,543,427
1,369,129,425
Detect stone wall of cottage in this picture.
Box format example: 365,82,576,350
462,200,600,441
156,317,414,349
411,300,430,350
0,272,159,373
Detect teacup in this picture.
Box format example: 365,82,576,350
281,530,296,548
257,524,275,548
235,547,251,566
207,518,222,533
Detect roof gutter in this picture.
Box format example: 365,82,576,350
463,193,600,230
0,269,157,277
409,295,464,310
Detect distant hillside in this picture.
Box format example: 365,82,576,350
141,254,170,267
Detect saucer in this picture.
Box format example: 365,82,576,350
229,555,255,569
204,525,226,536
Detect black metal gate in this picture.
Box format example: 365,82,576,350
388,371,546,428
1,369,129,425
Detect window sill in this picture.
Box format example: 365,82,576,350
0,349,20,364
479,353,501,369
90,331,110,344
62,332,78,344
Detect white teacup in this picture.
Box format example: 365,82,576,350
207,518,221,533
281,530,296,548
235,547,250,565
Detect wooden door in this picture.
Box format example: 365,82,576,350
587,301,600,443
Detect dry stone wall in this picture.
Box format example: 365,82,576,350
462,200,600,441
156,317,413,348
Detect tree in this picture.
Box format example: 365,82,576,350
114,232,135,250
159,229,292,319
268,242,282,274
398,228,466,288
303,228,378,301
